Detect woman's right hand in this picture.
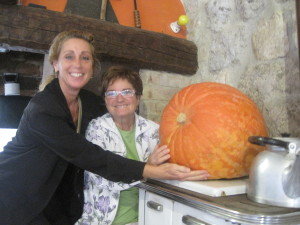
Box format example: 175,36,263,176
143,163,210,181
147,145,170,165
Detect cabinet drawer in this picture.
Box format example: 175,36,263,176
173,202,229,225
144,192,174,225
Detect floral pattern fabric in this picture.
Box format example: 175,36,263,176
76,113,159,225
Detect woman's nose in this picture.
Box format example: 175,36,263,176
73,58,82,67
116,93,124,101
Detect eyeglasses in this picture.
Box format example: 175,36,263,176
105,89,136,98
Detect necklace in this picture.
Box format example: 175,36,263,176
68,97,82,132
69,98,79,123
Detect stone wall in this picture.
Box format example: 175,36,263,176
140,0,300,137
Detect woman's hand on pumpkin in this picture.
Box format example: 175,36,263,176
182,170,210,181
143,163,210,181
147,145,170,165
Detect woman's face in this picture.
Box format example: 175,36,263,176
105,78,140,121
53,38,93,93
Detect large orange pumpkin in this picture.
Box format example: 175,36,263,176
159,82,268,179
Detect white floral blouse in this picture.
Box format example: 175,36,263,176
76,113,159,225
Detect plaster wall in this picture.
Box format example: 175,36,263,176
140,0,300,137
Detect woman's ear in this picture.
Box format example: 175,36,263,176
136,95,141,105
53,61,58,72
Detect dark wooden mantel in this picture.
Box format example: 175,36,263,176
0,4,198,75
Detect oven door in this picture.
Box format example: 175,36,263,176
0,95,31,128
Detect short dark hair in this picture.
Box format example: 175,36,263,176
100,65,143,98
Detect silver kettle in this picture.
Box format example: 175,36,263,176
247,136,300,208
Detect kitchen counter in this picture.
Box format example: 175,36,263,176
138,179,300,224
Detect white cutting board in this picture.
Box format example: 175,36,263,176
156,178,247,197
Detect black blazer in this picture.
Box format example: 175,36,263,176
0,79,145,225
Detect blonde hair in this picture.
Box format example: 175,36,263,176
39,30,99,91
38,75,56,91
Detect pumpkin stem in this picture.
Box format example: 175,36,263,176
177,112,186,124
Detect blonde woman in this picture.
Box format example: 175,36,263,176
0,31,209,225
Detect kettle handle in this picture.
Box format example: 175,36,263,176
248,136,290,148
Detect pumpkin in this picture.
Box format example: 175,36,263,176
159,82,268,179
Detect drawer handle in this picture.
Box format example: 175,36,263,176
182,215,211,225
146,200,163,211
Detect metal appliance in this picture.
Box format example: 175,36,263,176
0,95,31,151
0,95,31,128
140,178,300,225
247,136,300,208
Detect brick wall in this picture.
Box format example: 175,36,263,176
0,51,43,96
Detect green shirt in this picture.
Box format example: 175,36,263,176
112,128,139,225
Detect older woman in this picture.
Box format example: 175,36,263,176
76,66,210,225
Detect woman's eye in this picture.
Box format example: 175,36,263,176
81,56,91,61
65,55,74,60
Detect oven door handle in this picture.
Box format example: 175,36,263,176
182,215,211,225
146,200,163,211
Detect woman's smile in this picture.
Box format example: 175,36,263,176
70,72,84,77
53,38,94,94
105,79,140,121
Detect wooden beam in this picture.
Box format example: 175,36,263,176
0,4,198,75
0,0,17,5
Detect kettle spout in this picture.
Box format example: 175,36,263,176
282,156,300,198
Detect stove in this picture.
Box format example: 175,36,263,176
139,179,300,225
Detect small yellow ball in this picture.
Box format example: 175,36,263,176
178,15,189,26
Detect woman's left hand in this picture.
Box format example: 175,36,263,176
143,163,210,181
147,145,170,165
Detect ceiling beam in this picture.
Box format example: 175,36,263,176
0,4,198,75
